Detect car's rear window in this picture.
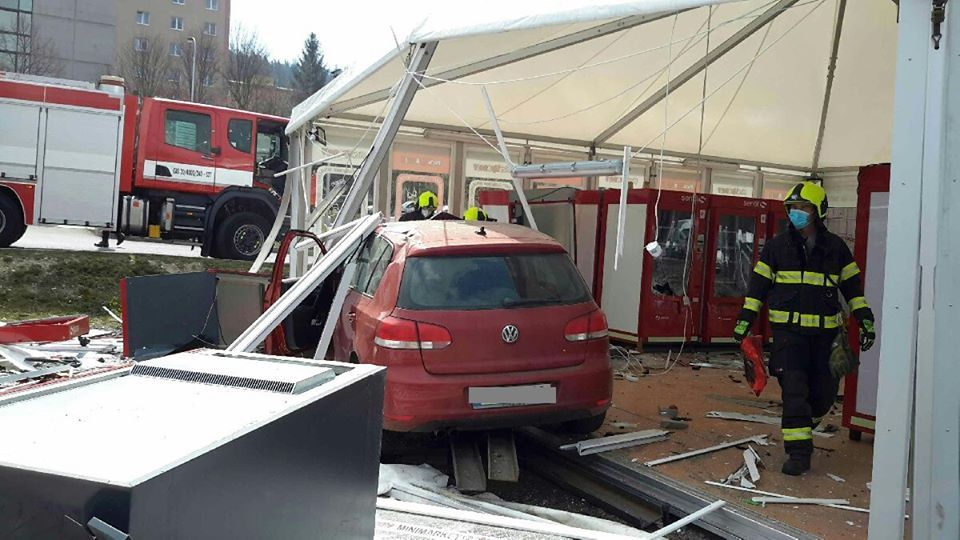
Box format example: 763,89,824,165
397,253,591,310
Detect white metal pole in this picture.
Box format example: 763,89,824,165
867,0,928,536
188,36,197,102
334,41,438,227
914,3,960,537
289,133,307,277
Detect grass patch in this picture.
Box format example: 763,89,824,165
0,249,268,329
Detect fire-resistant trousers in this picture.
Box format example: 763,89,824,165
770,329,839,457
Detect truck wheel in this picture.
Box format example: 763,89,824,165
0,194,27,248
215,212,270,261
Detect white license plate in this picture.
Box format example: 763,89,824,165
468,384,556,409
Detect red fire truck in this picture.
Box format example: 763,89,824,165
0,72,289,259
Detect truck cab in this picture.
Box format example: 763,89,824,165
130,98,289,259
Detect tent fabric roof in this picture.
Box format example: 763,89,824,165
288,0,896,170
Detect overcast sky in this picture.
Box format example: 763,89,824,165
230,0,607,68
231,0,448,68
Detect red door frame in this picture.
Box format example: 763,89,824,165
638,190,708,343
842,163,890,436
701,195,770,343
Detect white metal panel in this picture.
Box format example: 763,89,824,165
855,191,887,416
601,203,646,340
38,108,121,227
0,350,383,487
529,202,574,255
0,102,41,179
574,203,598,290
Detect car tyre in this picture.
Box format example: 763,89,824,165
0,194,26,248
215,211,270,261
561,412,607,435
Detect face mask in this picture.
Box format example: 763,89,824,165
421,208,435,218
788,208,811,229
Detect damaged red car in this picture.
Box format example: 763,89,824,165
332,221,612,433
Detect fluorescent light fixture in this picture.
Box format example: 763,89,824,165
512,159,623,179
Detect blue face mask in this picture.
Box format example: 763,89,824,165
788,208,811,229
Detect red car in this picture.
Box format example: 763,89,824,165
333,221,612,433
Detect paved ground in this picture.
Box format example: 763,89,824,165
11,226,203,258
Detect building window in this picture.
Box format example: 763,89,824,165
169,42,182,56
171,0,184,5
202,74,214,87
171,16,183,31
134,37,148,52
136,10,150,25
167,69,181,83
203,22,216,36
206,0,219,10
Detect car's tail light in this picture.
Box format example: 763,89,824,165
375,316,452,350
564,310,609,342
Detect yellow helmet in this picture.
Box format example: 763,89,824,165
418,191,439,209
784,182,828,219
463,207,487,221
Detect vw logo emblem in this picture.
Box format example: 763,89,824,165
501,325,520,344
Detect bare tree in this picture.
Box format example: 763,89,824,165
118,32,176,97
0,15,63,76
178,33,221,103
226,27,268,110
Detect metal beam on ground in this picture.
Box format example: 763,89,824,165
450,431,487,493
593,0,799,146
867,0,928,537
486,430,520,482
333,41,437,228
517,428,813,540
226,213,381,353
329,10,684,114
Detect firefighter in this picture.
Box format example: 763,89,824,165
732,181,876,476
399,191,460,221
463,206,489,221
399,191,440,221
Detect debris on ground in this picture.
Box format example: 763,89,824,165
645,435,769,467
660,419,690,430
752,497,851,507
704,481,871,514
827,474,846,483
560,429,670,456
705,411,836,438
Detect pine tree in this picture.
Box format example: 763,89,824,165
292,33,334,100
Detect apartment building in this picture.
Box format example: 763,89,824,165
117,0,230,87
2,0,229,87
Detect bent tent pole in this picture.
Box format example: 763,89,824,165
313,262,357,360
333,41,438,228
227,213,382,353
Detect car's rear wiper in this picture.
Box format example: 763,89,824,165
502,298,565,308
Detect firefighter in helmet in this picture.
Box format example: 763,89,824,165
463,206,490,221
733,181,876,476
399,191,459,221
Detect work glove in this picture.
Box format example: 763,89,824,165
859,319,876,352
733,320,751,344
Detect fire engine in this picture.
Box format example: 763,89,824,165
0,72,289,260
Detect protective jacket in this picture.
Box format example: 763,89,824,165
738,223,874,334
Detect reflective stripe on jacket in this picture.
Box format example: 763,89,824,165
738,225,874,334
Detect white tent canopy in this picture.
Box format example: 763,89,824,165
289,0,897,171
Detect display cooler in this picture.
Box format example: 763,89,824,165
482,188,772,345
842,163,889,439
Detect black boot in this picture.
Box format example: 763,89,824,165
781,454,811,476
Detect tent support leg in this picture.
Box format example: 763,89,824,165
333,41,438,227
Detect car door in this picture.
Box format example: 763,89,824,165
334,234,394,362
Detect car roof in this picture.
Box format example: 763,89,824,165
379,220,566,257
